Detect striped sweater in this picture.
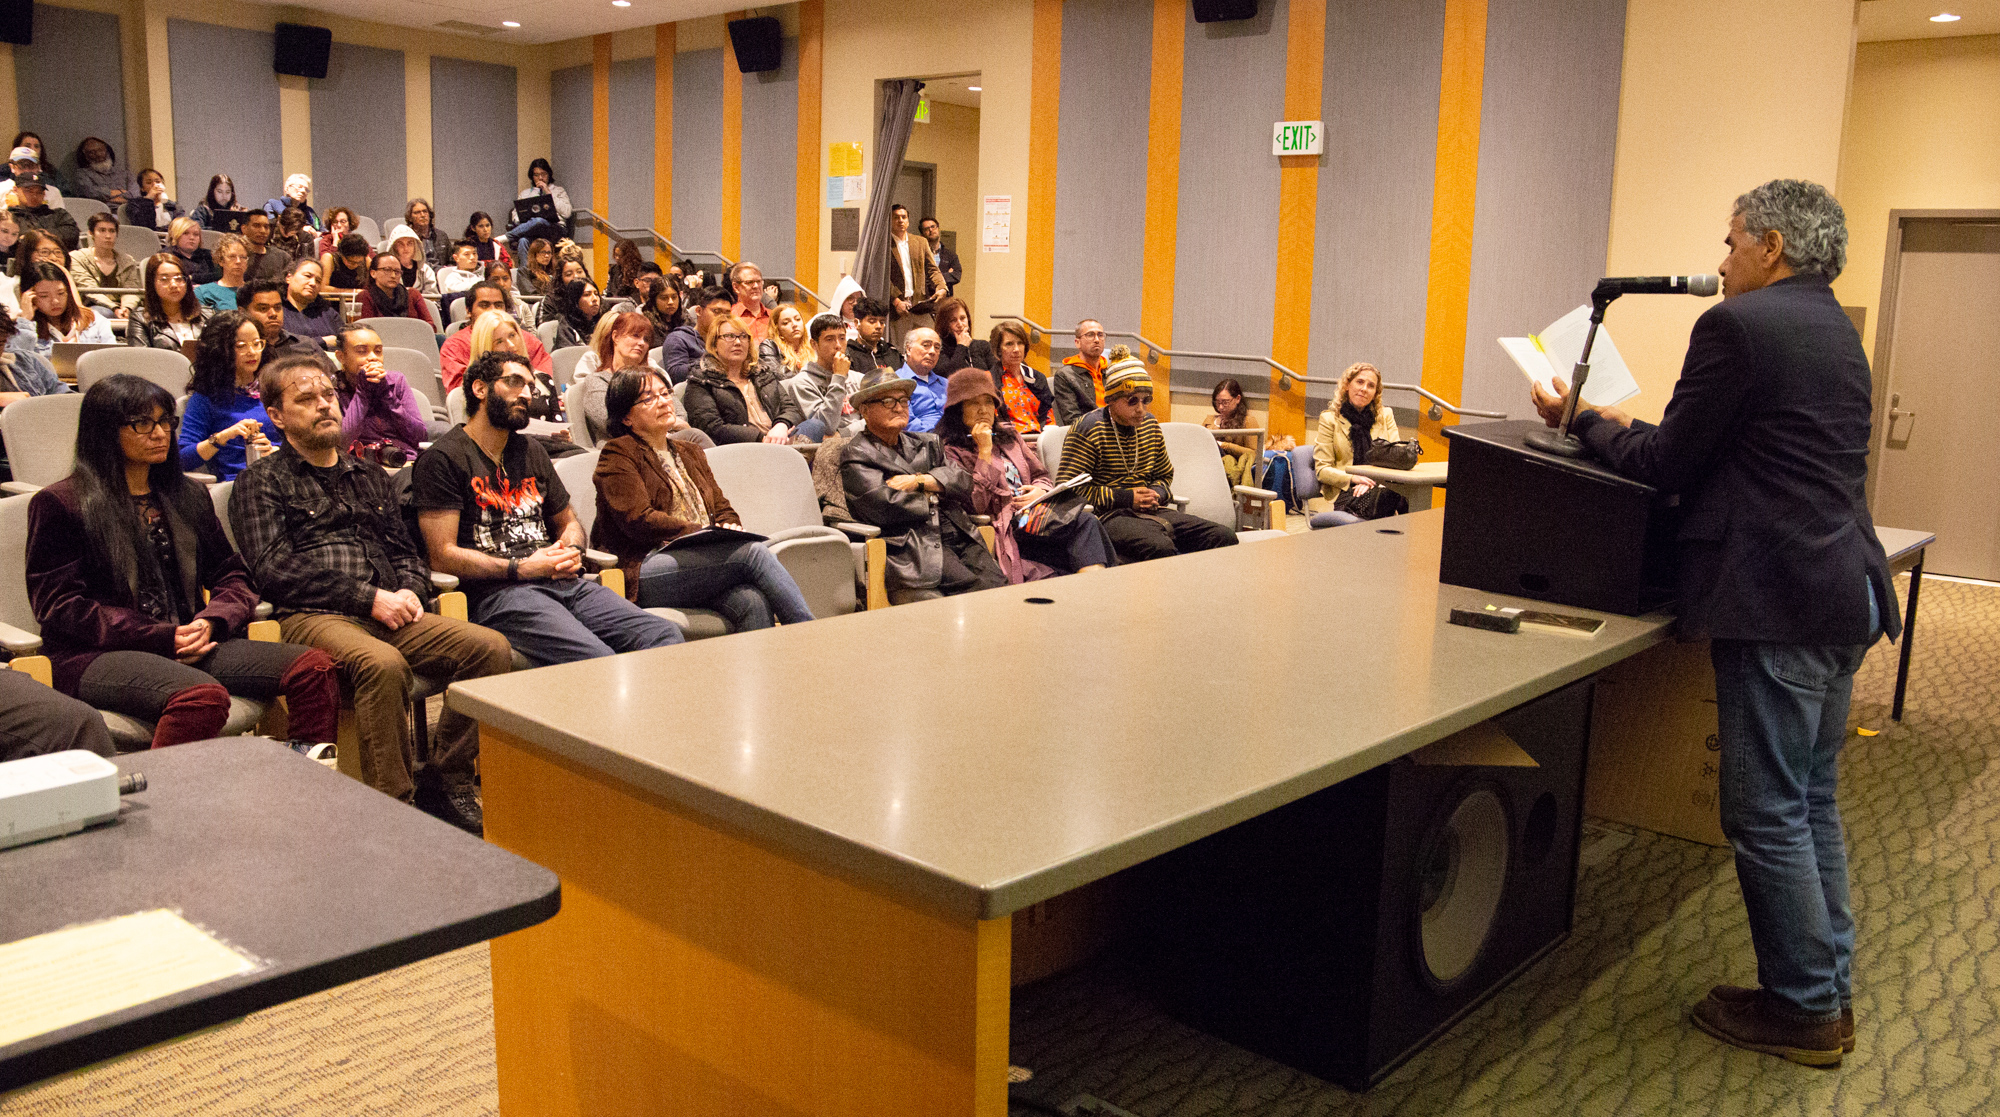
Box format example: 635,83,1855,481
1056,409,1173,511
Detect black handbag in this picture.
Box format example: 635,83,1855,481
1334,483,1408,520
1366,439,1422,470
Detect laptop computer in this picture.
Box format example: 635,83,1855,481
50,342,122,384
210,210,252,234
513,193,559,227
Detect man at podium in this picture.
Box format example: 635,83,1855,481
1530,180,1898,1068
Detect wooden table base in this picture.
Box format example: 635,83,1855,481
480,728,1012,1117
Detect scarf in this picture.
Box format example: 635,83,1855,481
369,280,409,316
1341,399,1377,467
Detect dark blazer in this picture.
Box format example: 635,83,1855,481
1574,275,1896,645
25,478,260,694
683,357,806,445
590,434,741,598
935,337,991,376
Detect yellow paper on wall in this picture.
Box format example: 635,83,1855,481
829,142,863,178
0,909,260,1048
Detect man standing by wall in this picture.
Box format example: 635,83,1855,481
883,203,944,348
1531,179,1897,1068
920,216,961,299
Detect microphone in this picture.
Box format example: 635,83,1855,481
1593,274,1719,299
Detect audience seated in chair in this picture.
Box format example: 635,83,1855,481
931,298,991,376
123,168,182,232
840,369,1005,604
440,282,554,391
508,159,571,247
10,172,77,252
1205,377,1291,489
1310,361,1401,530
70,212,141,319
590,368,815,631
760,304,811,376
281,258,342,350
637,273,689,343
330,325,428,461
190,174,246,232
987,320,1053,435
0,670,115,762
230,354,511,832
400,199,452,268
238,211,291,283
412,351,683,666
314,208,357,263
164,216,218,285
69,137,138,208
786,313,858,443
435,241,483,306
659,285,729,385
894,327,948,434
195,233,250,311
0,311,68,410
321,233,372,293
575,311,705,447
1056,348,1236,563
356,250,437,328
13,261,113,362
178,310,273,480
2,136,64,203
24,374,339,750
540,277,605,351
1052,319,1109,425
462,212,511,267
515,237,558,298
846,297,901,377
685,314,803,446
261,174,318,230
239,276,326,368
382,224,440,296
482,261,532,323
124,252,208,351
937,369,1113,583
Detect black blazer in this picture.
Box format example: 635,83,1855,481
1574,275,1896,645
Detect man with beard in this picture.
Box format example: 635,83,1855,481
231,354,514,834
413,350,684,666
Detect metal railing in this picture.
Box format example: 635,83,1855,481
572,209,829,310
991,314,1506,421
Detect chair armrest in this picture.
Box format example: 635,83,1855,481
834,521,882,540
969,514,993,526
252,601,274,620
1169,497,1189,512
764,525,846,546
246,619,282,641
0,480,41,496
186,472,219,485
582,548,619,570
0,620,43,656
864,537,888,610
430,571,460,591
7,654,52,686
1233,485,1279,501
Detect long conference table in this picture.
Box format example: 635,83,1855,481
448,510,1677,1115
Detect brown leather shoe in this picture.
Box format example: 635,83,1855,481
1691,990,1843,1066
1709,984,1854,1052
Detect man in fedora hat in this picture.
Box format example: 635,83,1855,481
840,369,1005,604
1057,347,1235,563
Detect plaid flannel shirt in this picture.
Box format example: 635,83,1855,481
230,443,433,617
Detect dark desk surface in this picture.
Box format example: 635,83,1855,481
0,739,560,1094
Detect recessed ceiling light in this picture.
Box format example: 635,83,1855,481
611,1,630,6
501,19,521,26
1931,11,1961,21
966,85,981,92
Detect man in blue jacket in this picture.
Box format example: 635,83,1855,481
1533,180,1897,1067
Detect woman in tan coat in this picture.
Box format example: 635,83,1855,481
1310,362,1401,529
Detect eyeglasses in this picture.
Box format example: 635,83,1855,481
716,332,751,342
371,265,400,274
159,275,188,286
122,415,178,436
864,397,911,410
1123,393,1154,405
235,337,266,352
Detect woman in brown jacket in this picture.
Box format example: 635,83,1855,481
590,368,815,631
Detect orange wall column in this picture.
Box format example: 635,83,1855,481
1415,0,1488,460
795,0,824,302
1024,0,1062,365
654,22,677,264
592,33,612,283
720,11,745,262
1139,0,1184,421
1268,0,1326,440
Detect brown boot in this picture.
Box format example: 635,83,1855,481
1709,984,1854,1052
1691,990,1844,1066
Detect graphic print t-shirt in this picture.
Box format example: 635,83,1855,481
411,427,570,591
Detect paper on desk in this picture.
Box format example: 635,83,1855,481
1498,303,1640,407
0,909,259,1048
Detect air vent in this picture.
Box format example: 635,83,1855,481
435,19,503,34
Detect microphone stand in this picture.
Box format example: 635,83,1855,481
1524,284,1618,459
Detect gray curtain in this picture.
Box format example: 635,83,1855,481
853,79,925,303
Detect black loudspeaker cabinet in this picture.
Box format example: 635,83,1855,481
727,17,783,73
1128,677,1594,1091
0,0,30,47
273,22,332,80
1192,0,1259,22
1440,419,1679,616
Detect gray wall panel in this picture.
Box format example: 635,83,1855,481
1051,0,1152,336
608,58,655,232
310,42,406,231
1459,0,1626,420
167,20,282,210
673,48,724,259
739,39,799,279
17,5,128,185
550,64,593,238
1170,0,1289,395
1305,0,1445,415
430,57,518,239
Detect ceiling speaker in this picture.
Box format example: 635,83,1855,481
273,22,332,80
1191,0,1258,22
727,17,782,74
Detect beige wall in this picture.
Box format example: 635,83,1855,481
1602,0,1858,423
1833,33,2000,357
819,0,1031,337
905,99,981,312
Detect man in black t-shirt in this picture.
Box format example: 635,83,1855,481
412,351,683,665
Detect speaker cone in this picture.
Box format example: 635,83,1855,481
1415,788,1509,987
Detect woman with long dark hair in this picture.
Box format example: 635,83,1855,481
10,228,66,280
12,261,113,362
515,237,557,297
461,211,512,266
638,273,686,340
177,311,272,480
542,278,604,350
508,158,571,246
191,174,247,231
23,374,340,750
124,254,208,351
606,239,645,299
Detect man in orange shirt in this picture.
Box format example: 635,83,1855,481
729,260,773,342
1052,319,1109,424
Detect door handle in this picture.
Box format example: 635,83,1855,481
1887,392,1915,442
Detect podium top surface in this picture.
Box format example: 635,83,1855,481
449,511,1675,921
1445,419,1660,495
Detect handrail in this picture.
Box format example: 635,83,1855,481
572,209,828,310
991,314,1506,421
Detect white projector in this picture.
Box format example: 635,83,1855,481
0,750,142,851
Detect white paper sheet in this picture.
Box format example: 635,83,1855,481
0,910,259,1048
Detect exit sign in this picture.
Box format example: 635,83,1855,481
1272,120,1323,156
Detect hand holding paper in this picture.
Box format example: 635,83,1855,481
1499,304,1641,408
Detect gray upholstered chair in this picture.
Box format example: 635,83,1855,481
550,449,727,646
357,316,440,365
76,346,192,396
1160,422,1287,540
550,345,588,387
0,393,82,495
703,442,870,620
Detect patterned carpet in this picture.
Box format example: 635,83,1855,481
3,576,1994,1116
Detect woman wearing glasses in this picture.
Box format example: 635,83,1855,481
355,250,437,327
23,374,340,751
683,314,802,446
177,311,272,480
125,254,208,351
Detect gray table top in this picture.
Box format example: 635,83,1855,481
450,511,1675,921
1875,526,1934,566
0,740,560,1093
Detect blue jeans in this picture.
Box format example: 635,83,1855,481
636,538,815,631
792,417,830,443
472,577,683,666
507,218,561,245
1711,607,1878,1021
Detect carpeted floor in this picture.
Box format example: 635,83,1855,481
4,576,1995,1116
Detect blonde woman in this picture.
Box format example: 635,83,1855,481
464,309,562,423
1309,361,1401,529
759,303,810,373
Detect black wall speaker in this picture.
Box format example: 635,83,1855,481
0,0,32,47
1129,677,1595,1090
1191,0,1258,23
727,17,783,74
273,22,332,80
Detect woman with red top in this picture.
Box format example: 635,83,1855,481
356,250,437,326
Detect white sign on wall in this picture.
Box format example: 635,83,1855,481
1272,120,1324,156
982,195,1012,253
